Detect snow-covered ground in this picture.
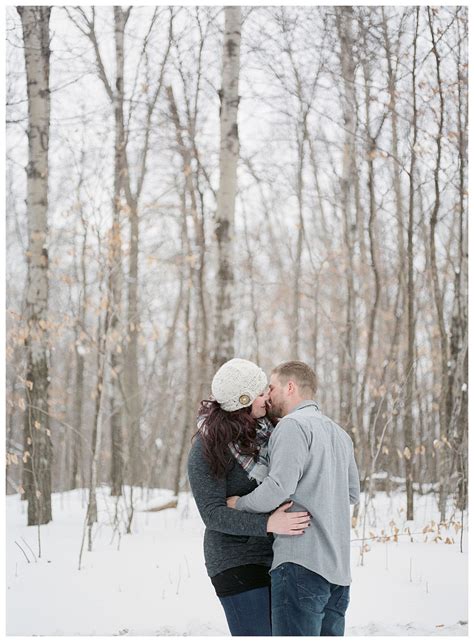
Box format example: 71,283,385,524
6,487,468,636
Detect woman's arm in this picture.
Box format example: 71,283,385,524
187,438,269,537
188,438,311,537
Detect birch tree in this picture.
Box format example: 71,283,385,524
335,6,359,459
66,6,129,496
427,7,450,521
403,6,419,521
18,6,53,528
213,6,241,368
6,5,468,514
450,8,468,511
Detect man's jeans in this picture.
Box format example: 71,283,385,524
219,586,272,636
270,562,350,636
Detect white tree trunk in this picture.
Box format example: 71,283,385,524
214,6,241,367
18,6,53,527
336,7,358,438
109,7,127,496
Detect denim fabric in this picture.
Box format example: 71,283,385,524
271,562,350,636
219,586,272,636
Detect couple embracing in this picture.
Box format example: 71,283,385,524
188,359,360,636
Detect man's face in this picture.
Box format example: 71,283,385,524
268,373,288,418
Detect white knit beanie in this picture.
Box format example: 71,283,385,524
212,358,268,412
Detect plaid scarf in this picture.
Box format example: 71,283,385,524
228,416,275,484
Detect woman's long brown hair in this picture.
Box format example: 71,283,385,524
193,399,260,478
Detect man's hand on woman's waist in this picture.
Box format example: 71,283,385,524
226,497,311,535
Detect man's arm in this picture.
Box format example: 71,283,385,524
235,419,309,513
188,438,270,536
348,442,360,505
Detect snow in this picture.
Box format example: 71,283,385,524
6,487,468,636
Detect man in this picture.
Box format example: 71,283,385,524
227,361,360,636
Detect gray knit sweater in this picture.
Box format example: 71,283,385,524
187,436,274,577
236,401,360,586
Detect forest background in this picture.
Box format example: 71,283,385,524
5,4,468,543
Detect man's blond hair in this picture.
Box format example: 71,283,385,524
272,361,317,397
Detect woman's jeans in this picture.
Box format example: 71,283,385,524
270,562,350,636
219,586,272,636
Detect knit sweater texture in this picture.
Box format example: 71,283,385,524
187,436,273,577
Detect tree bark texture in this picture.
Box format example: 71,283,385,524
213,7,241,368
404,6,420,521
18,6,53,526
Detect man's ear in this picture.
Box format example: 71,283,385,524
287,380,296,395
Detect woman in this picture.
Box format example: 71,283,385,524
187,358,310,636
